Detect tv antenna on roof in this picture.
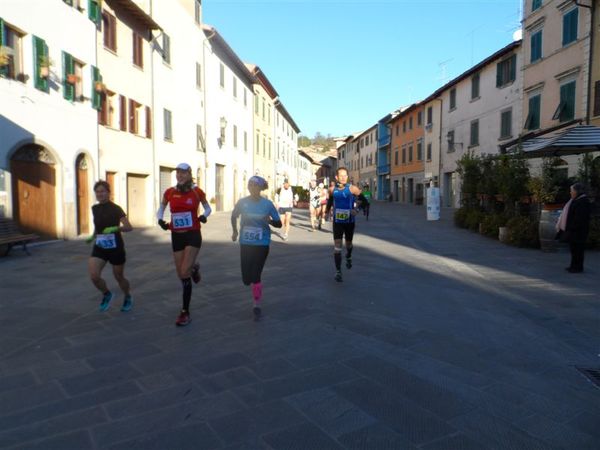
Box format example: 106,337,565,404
438,59,453,84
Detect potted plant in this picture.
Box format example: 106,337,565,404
94,80,106,93
39,55,53,78
0,46,10,67
67,73,79,84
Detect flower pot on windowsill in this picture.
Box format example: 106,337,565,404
67,74,79,84
94,81,105,93
39,66,49,78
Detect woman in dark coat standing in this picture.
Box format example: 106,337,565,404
565,183,592,273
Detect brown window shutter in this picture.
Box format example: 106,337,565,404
146,106,152,138
120,95,127,131
129,99,135,133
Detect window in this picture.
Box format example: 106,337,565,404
195,62,202,89
471,73,480,99
594,80,600,117
496,54,516,87
395,124,399,136
532,0,541,11
102,12,117,52
409,117,413,130
119,95,127,131
449,88,456,110
394,149,398,165
233,76,237,98
427,106,433,124
403,121,406,133
244,131,248,151
256,134,259,154
163,108,172,141
417,111,423,126
408,145,413,162
194,0,201,24
426,143,432,161
417,141,423,161
197,124,205,152
88,0,101,24
145,106,152,138
62,51,75,101
132,32,143,68
553,81,576,122
531,30,542,63
0,21,24,81
500,109,512,139
219,63,224,88
99,90,116,127
129,99,141,134
91,65,102,110
162,33,171,64
262,97,265,120
268,140,271,159
262,136,266,156
562,8,578,47
254,94,259,114
402,146,406,164
32,35,49,92
447,130,455,152
470,120,479,146
244,88,247,107
525,94,541,130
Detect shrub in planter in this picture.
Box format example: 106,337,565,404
454,207,469,228
586,216,600,249
465,209,484,231
506,216,539,248
480,213,508,238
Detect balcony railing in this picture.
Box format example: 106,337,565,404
377,164,390,175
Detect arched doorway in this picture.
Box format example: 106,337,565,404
11,144,57,237
76,154,90,235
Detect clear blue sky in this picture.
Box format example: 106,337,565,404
203,0,522,139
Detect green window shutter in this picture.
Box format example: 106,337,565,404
509,54,516,82
496,63,502,87
563,9,578,46
33,35,49,92
88,0,100,24
91,65,102,110
528,95,541,130
560,82,576,121
0,17,7,78
62,51,75,101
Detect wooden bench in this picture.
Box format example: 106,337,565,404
0,218,39,256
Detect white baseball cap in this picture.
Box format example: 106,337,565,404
176,163,191,171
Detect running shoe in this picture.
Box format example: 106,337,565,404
346,257,352,269
253,306,262,321
282,234,288,241
191,263,201,284
318,222,322,230
175,310,191,326
99,291,113,312
335,271,343,282
121,294,133,312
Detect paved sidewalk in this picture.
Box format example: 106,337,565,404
0,202,599,449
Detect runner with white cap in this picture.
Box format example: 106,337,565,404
231,176,282,320
157,163,211,326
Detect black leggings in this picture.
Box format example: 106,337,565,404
240,245,269,285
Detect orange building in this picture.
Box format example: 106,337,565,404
388,103,425,203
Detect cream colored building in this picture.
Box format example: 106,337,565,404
246,64,277,198
519,0,593,175
96,0,160,227
438,41,522,208
423,99,443,188
203,25,255,211
591,1,600,127
0,0,98,238
357,125,377,189
151,0,207,219
274,100,301,188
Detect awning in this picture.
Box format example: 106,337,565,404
507,125,600,158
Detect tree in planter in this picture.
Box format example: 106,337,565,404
494,153,529,216
39,55,53,78
478,154,500,213
456,150,482,210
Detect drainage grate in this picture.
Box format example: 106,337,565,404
575,367,600,389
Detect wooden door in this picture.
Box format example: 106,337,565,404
127,174,147,226
106,172,116,201
76,155,89,235
11,159,57,237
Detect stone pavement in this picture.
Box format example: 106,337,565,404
0,202,599,449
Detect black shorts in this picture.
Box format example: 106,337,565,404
333,222,355,241
240,244,269,285
91,246,126,265
278,207,293,214
171,230,202,252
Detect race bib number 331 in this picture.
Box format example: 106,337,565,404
172,212,193,229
